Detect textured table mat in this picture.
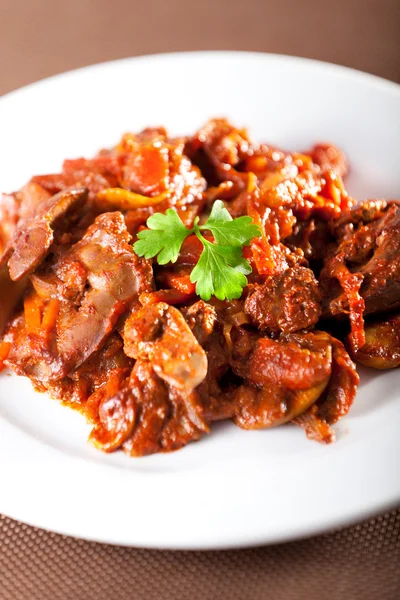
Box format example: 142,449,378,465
1,0,400,598
1,510,399,600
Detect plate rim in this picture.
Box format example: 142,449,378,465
0,50,399,549
1,50,400,104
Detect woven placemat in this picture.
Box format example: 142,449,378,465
1,509,399,600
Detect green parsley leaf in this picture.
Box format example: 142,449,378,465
190,241,251,301
133,200,262,301
199,200,261,247
133,209,191,264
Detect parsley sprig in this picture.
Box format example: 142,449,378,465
133,200,261,301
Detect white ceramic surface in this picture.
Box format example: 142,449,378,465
0,52,399,549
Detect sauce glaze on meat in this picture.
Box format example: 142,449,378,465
0,118,398,456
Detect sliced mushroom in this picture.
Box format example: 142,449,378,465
89,385,137,452
230,330,359,437
8,187,87,281
122,361,208,457
316,336,359,424
89,359,209,456
5,212,154,381
293,335,359,441
55,212,154,374
124,302,208,392
233,377,330,430
235,331,333,391
0,192,20,254
351,314,400,370
0,249,27,334
17,182,52,221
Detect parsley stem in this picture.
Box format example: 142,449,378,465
193,222,211,247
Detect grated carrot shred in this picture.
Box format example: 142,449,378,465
41,299,60,332
24,294,42,334
0,341,11,372
163,273,196,295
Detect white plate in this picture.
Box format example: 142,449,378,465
0,52,399,549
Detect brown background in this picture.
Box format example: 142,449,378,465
0,1,400,599
0,0,399,97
